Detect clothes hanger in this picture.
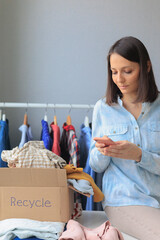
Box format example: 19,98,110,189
2,113,6,121
53,105,57,125
84,106,90,127
23,104,28,126
44,113,48,122
44,104,48,122
66,105,72,125
84,115,89,127
0,103,6,121
54,115,57,125
0,109,2,120
66,115,72,125
23,113,28,125
2,104,6,121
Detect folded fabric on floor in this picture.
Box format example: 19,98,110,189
59,219,124,240
14,238,43,240
0,218,65,240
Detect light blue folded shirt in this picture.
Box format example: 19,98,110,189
89,94,160,209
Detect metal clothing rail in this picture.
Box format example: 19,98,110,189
0,102,94,109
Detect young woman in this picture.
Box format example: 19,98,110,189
89,36,160,240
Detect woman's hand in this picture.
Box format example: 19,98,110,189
95,137,142,162
95,135,115,155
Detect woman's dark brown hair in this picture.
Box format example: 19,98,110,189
106,36,159,105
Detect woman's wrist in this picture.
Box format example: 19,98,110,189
136,148,142,162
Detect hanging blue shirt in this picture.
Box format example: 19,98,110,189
89,94,160,209
41,120,53,151
79,124,92,168
79,124,95,210
19,124,33,148
0,120,10,167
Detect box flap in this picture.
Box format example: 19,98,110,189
0,168,67,187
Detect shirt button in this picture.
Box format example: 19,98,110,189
142,112,144,115
137,144,140,147
135,127,138,130
113,131,116,133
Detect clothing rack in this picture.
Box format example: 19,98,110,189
0,102,94,109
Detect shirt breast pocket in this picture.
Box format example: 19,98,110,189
103,124,129,142
144,121,160,153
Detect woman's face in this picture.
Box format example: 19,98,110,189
110,53,140,98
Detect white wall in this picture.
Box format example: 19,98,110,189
0,0,160,147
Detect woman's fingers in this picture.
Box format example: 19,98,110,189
95,142,105,148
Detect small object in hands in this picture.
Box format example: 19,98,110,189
94,137,115,147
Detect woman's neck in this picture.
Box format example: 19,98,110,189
122,93,137,104
122,95,142,120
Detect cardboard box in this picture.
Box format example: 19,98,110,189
0,168,74,222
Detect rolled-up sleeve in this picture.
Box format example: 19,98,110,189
89,100,111,173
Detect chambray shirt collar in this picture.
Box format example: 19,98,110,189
117,96,151,115
117,97,123,107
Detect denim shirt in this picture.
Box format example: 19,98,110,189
89,94,160,209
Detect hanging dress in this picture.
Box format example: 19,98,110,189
50,122,61,156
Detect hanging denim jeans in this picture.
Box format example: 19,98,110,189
0,119,10,167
